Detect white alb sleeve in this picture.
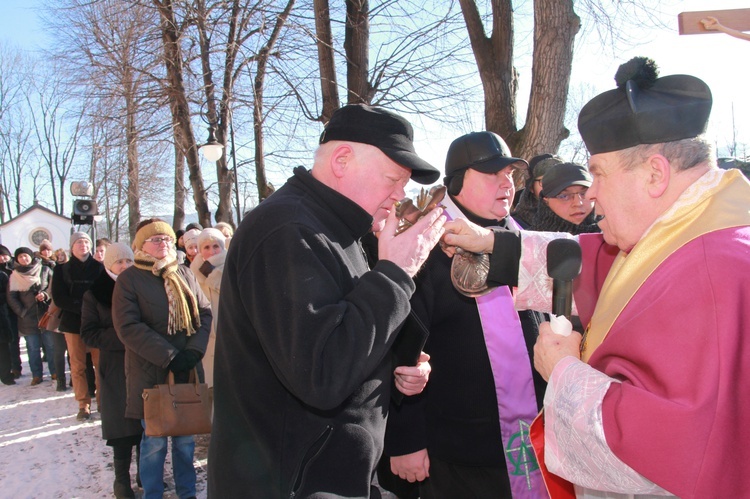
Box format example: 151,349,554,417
514,231,578,316
544,356,673,496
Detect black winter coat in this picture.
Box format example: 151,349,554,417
112,263,211,419
52,255,103,334
207,167,416,498
0,273,11,343
80,272,142,441
384,201,546,475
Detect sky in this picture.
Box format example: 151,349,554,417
3,0,750,194
0,343,209,498
406,0,750,176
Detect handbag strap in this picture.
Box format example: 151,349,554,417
167,368,200,386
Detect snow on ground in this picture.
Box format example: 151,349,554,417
0,342,208,498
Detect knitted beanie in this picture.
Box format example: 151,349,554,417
103,242,135,271
133,220,176,251
197,228,226,252
14,247,35,261
39,239,54,252
70,231,93,249
183,228,201,248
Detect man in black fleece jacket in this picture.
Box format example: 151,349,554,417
208,104,446,498
52,231,103,421
384,132,547,498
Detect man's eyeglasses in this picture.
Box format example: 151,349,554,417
552,190,588,202
144,237,173,245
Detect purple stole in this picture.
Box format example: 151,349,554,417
443,198,543,497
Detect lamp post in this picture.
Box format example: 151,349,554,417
199,101,242,223
200,125,223,162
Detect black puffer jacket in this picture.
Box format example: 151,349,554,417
81,271,142,441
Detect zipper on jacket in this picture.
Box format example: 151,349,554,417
289,425,333,498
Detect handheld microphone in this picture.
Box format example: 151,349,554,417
546,238,582,320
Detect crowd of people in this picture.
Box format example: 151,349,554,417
1,54,749,499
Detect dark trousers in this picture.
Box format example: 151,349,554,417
8,313,21,372
0,340,12,383
52,332,68,385
419,457,511,499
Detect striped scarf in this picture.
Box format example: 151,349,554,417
134,248,200,336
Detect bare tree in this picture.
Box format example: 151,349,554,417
192,0,264,225
250,0,297,203
457,0,578,158
153,0,212,228
313,0,339,123
27,66,84,217
0,44,26,222
303,1,475,121
1,111,36,218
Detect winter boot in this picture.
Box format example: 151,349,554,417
113,457,135,498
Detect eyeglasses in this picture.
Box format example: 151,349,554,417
144,237,173,245
552,190,588,202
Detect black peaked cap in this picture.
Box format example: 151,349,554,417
320,104,440,185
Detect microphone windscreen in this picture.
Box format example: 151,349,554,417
547,238,582,281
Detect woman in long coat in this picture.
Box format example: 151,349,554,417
189,227,226,387
112,219,211,499
7,247,55,385
81,242,143,498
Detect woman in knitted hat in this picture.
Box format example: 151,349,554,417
81,242,142,498
181,228,201,266
112,219,211,499
37,239,56,269
7,247,55,385
189,228,226,387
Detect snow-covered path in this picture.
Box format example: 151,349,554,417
0,343,208,498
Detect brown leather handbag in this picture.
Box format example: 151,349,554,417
38,303,63,332
142,370,212,437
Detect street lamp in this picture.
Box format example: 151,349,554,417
200,125,224,162
199,100,242,223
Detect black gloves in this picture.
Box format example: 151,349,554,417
198,261,215,277
168,349,202,373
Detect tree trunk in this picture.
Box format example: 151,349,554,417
196,0,234,227
345,0,371,104
458,0,518,141
172,115,186,231
154,0,211,228
518,0,580,158
124,75,141,240
314,0,340,123
254,0,296,203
